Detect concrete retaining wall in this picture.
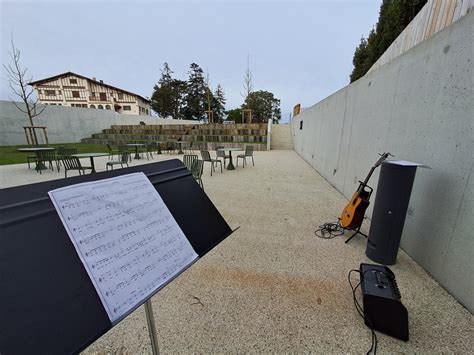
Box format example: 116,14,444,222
292,13,473,312
0,101,199,145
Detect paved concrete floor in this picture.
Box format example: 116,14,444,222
1,150,472,353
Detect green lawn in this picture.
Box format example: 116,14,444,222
0,143,109,165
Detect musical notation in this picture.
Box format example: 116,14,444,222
48,172,198,323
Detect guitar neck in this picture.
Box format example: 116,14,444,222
355,166,376,197
361,166,377,188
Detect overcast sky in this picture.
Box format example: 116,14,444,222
1,0,382,122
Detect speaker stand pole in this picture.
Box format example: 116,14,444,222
144,299,160,355
345,226,368,244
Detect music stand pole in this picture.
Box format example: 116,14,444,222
144,299,160,355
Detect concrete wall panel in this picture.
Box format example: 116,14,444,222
0,101,199,145
292,13,473,311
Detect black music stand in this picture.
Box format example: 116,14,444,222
0,159,233,354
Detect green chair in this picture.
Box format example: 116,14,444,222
106,143,119,160
146,143,156,160
106,151,130,170
167,140,177,154
32,150,57,174
215,146,229,169
61,156,92,178
56,147,78,172
200,150,222,176
183,154,198,172
237,146,254,168
191,159,204,190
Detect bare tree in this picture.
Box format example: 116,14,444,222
241,54,253,100
4,39,45,145
204,69,214,123
241,54,253,123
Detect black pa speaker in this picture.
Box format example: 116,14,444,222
366,161,417,265
360,263,409,341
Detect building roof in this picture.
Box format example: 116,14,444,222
28,71,150,103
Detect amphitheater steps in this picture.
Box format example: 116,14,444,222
271,124,293,150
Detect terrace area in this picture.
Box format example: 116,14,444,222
1,150,472,353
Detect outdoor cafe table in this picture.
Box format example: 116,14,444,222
126,143,145,160
72,152,109,173
17,147,55,171
156,141,167,154
217,147,242,170
176,141,187,154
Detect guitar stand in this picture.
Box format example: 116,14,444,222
345,226,368,244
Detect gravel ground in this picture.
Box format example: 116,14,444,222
1,150,472,353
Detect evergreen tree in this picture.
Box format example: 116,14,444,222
225,108,243,123
151,63,186,119
183,63,206,120
159,62,173,85
242,90,281,123
350,0,427,82
350,36,369,83
212,84,226,123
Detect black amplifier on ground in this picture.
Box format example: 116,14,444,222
360,263,409,341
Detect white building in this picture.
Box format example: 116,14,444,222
29,72,151,116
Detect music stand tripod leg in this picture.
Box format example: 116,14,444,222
144,299,160,355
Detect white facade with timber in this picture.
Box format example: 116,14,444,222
29,72,151,116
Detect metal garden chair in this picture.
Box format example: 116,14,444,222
236,145,255,167
60,156,92,178
215,146,229,169
106,151,130,170
183,154,198,172
191,159,204,190
200,150,222,176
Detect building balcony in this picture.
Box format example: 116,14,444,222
89,96,112,102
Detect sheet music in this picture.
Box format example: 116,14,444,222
386,160,430,168
48,172,198,323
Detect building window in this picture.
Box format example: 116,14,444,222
82,104,88,108
300,121,303,130
50,103,56,106
69,78,77,84
72,91,80,98
118,93,124,100
98,105,104,109
146,109,149,114
90,104,96,109
123,105,131,111
58,103,62,106
105,105,111,110
91,92,96,97
38,89,42,94
46,90,55,96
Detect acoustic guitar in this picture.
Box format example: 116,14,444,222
340,152,392,230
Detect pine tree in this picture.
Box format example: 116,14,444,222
158,62,173,86
151,63,186,119
212,84,226,123
350,0,427,82
183,63,206,120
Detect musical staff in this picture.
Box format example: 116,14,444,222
48,172,198,323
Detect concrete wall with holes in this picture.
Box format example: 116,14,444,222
292,13,473,312
0,101,199,145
